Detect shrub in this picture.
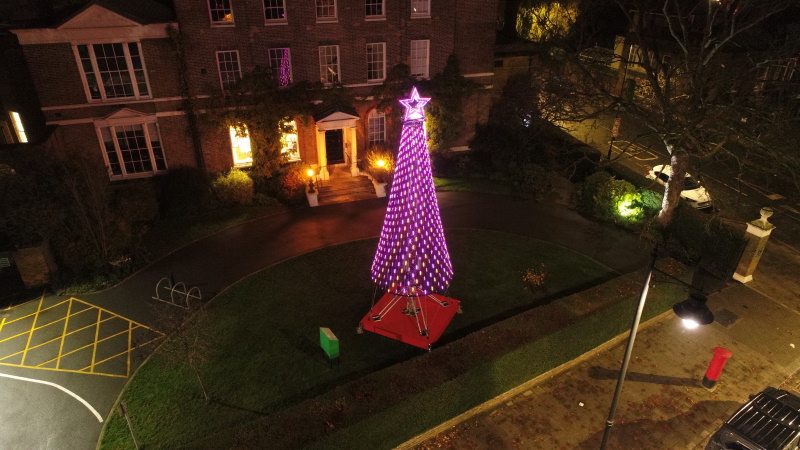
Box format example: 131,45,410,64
576,171,642,222
261,164,307,206
155,166,211,218
508,162,554,200
364,144,395,183
212,168,254,207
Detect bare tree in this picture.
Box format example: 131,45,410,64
515,0,800,225
153,300,214,402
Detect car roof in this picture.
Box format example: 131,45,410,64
652,165,693,178
725,387,800,448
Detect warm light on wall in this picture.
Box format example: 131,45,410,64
10,112,27,143
229,125,252,167
280,120,300,162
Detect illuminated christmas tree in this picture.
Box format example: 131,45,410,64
361,87,459,350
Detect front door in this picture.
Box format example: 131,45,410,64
325,129,344,164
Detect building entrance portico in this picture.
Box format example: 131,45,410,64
313,105,360,180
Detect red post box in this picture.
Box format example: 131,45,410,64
702,347,732,390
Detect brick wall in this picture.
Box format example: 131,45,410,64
141,38,183,98
158,115,196,169
22,43,87,107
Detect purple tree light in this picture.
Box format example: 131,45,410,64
371,87,454,296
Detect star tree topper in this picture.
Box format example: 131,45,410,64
399,86,430,121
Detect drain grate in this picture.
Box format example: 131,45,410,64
714,308,740,327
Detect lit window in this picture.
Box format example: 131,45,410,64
216,50,242,92
209,0,234,25
263,0,287,22
99,122,167,178
75,43,150,102
366,0,384,18
230,126,252,167
411,0,430,18
316,0,337,22
367,43,386,82
319,45,340,84
268,48,292,86
280,120,300,162
410,40,429,78
10,112,27,143
368,110,385,145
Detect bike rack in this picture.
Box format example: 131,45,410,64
153,276,201,309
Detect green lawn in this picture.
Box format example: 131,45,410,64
99,229,614,449
142,203,288,259
434,177,516,196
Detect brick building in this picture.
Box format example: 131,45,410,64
10,0,497,185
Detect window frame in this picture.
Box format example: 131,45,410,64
208,0,235,26
268,48,293,86
366,42,386,83
365,0,385,20
410,0,430,18
263,0,287,24
280,120,301,162
216,50,242,93
315,0,338,23
318,45,341,85
368,109,386,146
410,39,430,79
95,117,168,180
230,125,253,167
73,42,152,103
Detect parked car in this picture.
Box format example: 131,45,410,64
646,164,713,210
706,387,800,450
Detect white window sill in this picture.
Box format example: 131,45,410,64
110,171,162,181
367,79,385,84
365,16,386,22
211,22,236,27
88,96,151,104
264,20,288,26
410,14,431,19
316,18,338,24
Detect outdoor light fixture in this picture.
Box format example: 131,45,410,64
600,248,714,449
673,292,715,328
306,169,316,193
376,159,386,168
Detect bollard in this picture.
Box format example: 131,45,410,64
702,347,732,390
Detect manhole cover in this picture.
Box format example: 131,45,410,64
714,308,740,327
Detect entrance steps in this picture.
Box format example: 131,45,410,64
317,168,376,205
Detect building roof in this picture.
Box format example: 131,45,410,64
313,103,360,122
59,0,174,26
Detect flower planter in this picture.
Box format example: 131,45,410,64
372,180,387,198
306,190,319,207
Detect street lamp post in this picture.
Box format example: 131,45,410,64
599,248,714,449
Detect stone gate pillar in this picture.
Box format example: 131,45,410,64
733,207,776,283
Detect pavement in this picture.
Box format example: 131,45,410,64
408,238,800,449
1,185,799,449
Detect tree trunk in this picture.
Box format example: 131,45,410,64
657,148,688,227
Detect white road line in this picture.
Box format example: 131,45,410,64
0,373,103,422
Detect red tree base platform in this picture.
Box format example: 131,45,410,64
360,292,460,350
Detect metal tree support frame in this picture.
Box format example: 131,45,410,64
153,277,201,309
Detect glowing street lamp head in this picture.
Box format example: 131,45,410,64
399,87,430,122
376,159,386,168
307,169,315,177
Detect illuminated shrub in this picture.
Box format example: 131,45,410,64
212,168,254,207
576,171,640,221
508,162,554,200
364,144,395,183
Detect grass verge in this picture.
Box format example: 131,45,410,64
99,229,614,449
434,177,516,196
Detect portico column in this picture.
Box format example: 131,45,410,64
316,128,329,180
349,127,359,176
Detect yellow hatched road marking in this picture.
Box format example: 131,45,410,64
56,298,73,369
90,309,102,373
20,296,44,366
0,297,164,377
0,315,118,362
2,299,70,325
